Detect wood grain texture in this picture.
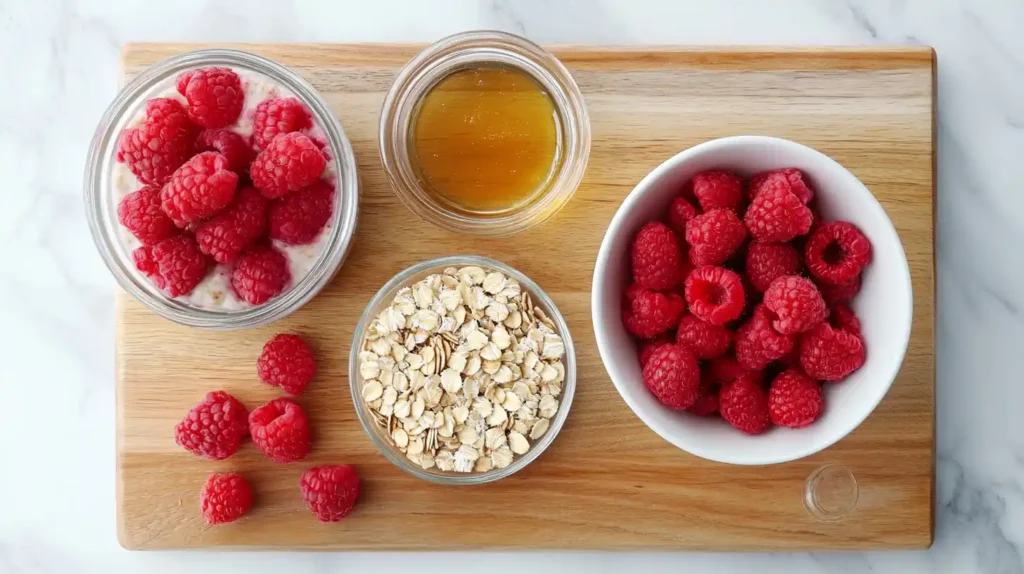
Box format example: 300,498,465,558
117,43,935,551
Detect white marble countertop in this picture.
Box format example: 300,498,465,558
1,0,1017,571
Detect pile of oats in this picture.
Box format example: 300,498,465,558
358,265,567,473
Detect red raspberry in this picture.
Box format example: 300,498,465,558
709,355,752,383
116,98,195,184
805,221,872,284
642,344,700,410
195,187,268,263
734,304,796,370
689,373,720,416
301,465,360,523
685,209,747,266
196,129,254,173
818,275,861,306
200,473,254,525
744,173,814,242
719,372,771,435
251,97,313,151
175,71,193,96
117,184,177,245
675,314,732,359
692,170,743,212
132,245,159,278
748,168,813,204
763,275,828,335
829,304,862,336
133,235,209,297
160,152,239,227
638,335,673,368
622,284,686,338
248,397,311,463
745,242,801,293
630,221,687,291
250,132,327,199
667,196,699,237
684,266,745,326
768,369,823,428
800,322,866,382
177,67,244,128
258,334,317,395
231,245,291,305
174,390,249,460
268,181,334,244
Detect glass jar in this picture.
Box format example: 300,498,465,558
379,31,591,236
84,49,359,329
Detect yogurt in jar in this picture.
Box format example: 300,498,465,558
114,68,336,312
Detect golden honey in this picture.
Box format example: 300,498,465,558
409,65,561,214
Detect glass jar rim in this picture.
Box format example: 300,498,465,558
84,48,359,330
379,31,591,237
348,255,577,485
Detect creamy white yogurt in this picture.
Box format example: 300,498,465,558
114,67,335,312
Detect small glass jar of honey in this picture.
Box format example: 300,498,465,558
380,31,591,236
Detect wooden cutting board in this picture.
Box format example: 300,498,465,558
117,44,935,550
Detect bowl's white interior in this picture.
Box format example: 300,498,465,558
592,136,913,465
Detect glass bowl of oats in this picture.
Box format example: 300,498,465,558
349,255,575,484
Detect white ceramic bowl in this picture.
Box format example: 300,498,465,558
592,136,912,465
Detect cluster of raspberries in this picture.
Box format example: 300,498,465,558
175,334,360,525
116,67,334,304
624,169,871,434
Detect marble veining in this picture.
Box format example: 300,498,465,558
0,0,1018,571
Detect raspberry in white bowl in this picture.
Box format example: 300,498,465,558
86,49,358,329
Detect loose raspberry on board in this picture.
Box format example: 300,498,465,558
200,473,254,525
174,391,249,460
301,465,360,522
257,334,317,396
249,397,312,463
